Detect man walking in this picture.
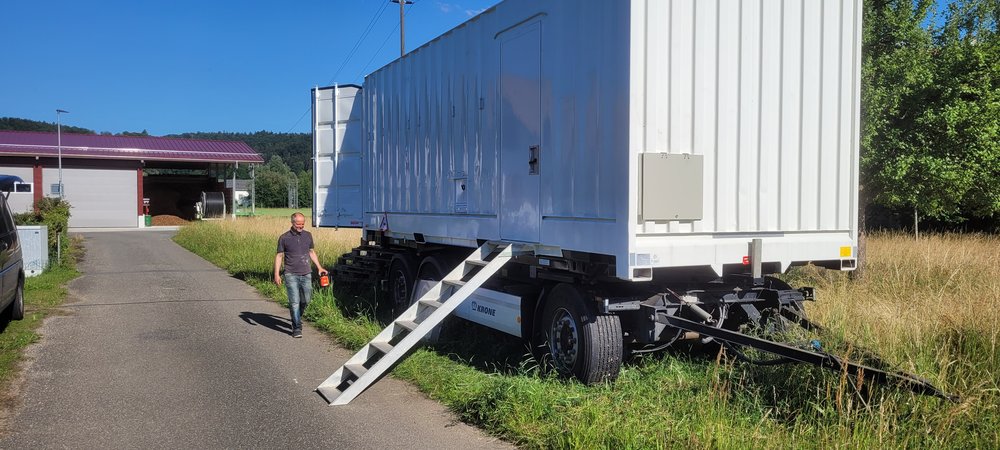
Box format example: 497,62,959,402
274,212,327,338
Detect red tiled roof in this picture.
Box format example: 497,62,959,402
0,131,264,163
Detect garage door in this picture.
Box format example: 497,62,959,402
42,168,137,228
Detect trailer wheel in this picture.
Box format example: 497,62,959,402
541,284,623,384
410,256,447,302
388,255,417,318
413,255,458,342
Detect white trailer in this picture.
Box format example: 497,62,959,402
314,0,864,404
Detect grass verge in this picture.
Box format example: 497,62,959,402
0,242,80,413
175,219,999,449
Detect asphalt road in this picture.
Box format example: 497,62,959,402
0,230,512,449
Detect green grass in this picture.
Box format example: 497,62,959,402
175,221,999,449
0,248,80,402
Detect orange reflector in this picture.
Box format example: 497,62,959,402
840,246,852,258
742,256,750,265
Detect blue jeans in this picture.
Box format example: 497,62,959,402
284,273,312,331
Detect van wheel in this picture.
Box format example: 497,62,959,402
388,255,417,318
541,284,623,384
8,278,24,321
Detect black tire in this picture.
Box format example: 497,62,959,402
388,254,417,318
540,283,624,384
414,256,449,298
6,277,24,321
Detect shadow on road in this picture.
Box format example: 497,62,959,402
239,311,293,336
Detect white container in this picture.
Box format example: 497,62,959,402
16,225,48,277
315,0,862,281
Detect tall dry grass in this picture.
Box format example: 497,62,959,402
800,233,999,385
784,232,1000,445
206,215,362,260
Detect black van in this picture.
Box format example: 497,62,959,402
0,176,25,323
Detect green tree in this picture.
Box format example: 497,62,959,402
298,170,313,209
862,0,1000,228
255,155,294,207
861,0,937,223
921,0,1000,219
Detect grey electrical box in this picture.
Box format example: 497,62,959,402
640,153,704,221
16,225,48,277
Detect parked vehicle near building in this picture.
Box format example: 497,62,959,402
0,176,26,323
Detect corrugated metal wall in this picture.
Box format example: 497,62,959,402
632,0,860,235
364,0,631,224
365,10,500,217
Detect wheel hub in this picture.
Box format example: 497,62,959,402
549,308,579,370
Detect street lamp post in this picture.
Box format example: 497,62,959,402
56,109,69,199
55,109,68,266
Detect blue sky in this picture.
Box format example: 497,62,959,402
1,0,500,135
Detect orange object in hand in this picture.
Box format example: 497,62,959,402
319,274,330,287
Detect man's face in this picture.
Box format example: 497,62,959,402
292,216,305,231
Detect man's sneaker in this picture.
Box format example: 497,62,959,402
293,329,303,338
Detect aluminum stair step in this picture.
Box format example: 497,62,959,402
396,320,420,332
370,340,394,354
418,298,444,309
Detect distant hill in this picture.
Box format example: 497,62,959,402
0,117,311,172
0,117,95,135
166,131,311,173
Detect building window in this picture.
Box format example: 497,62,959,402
13,182,32,193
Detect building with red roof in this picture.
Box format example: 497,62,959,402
0,131,263,227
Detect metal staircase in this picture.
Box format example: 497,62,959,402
316,242,514,405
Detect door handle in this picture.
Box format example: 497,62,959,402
528,145,540,175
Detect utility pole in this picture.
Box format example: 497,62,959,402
391,0,414,57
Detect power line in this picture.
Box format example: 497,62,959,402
286,2,390,132
356,0,423,81
355,21,400,82
324,1,391,85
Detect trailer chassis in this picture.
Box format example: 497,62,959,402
332,236,956,402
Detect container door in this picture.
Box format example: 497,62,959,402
313,85,364,228
499,21,541,243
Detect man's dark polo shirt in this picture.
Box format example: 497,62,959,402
277,228,314,275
